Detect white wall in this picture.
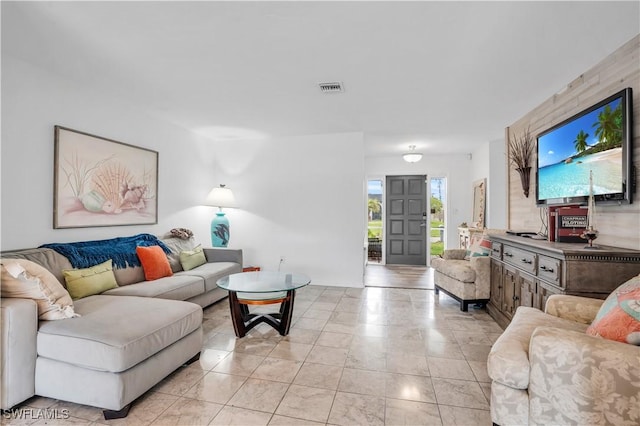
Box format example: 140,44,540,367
211,132,366,287
471,139,507,229
365,153,471,249
1,56,215,250
488,139,507,229
2,56,368,288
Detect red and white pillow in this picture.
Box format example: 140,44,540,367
465,233,491,259
586,274,640,345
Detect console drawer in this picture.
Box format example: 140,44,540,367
503,245,536,274
490,242,502,259
538,255,562,286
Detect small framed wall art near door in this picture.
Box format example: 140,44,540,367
53,126,159,229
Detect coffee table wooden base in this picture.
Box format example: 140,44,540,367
228,290,296,337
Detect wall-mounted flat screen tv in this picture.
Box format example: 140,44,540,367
536,87,633,206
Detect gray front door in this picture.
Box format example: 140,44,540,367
385,175,427,265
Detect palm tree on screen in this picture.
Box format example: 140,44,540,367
574,130,589,153
593,104,623,148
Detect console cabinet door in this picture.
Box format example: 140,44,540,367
489,259,503,310
519,274,535,308
502,265,518,319
537,281,562,311
533,280,543,311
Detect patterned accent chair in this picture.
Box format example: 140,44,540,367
487,279,640,425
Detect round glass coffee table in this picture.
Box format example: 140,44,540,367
217,271,311,337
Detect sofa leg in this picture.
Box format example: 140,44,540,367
434,287,440,295
461,301,469,312
184,352,201,366
103,404,131,420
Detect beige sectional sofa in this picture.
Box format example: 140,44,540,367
0,235,242,419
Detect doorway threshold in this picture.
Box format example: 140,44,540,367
364,264,434,290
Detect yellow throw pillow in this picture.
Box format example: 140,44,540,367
0,258,79,320
179,245,207,271
63,259,118,300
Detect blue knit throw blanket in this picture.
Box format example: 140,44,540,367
40,233,171,269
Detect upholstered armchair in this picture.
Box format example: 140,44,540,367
431,248,490,311
488,290,640,426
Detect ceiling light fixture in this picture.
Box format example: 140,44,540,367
402,145,423,163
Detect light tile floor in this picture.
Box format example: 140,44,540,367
4,285,503,426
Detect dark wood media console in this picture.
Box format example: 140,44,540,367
487,233,640,329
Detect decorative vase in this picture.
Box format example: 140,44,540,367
516,166,531,198
211,212,230,247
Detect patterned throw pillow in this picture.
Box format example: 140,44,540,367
586,274,640,345
465,233,491,260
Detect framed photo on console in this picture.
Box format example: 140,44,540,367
53,126,158,229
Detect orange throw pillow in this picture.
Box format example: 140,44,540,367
136,245,173,281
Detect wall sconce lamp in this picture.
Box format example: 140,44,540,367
204,184,237,247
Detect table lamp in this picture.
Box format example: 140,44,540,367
204,184,237,247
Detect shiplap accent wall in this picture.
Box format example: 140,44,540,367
507,35,640,249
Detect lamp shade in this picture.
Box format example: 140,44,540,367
204,185,237,208
403,153,423,163
402,145,423,163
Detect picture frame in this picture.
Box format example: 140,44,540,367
53,126,158,229
472,178,486,229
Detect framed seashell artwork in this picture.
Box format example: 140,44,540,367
53,126,158,228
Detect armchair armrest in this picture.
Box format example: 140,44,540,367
203,247,243,265
470,256,490,299
529,326,640,425
442,249,467,260
544,294,603,325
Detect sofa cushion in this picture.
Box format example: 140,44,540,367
162,236,196,274
178,262,242,292
0,259,78,320
0,248,72,288
179,245,207,271
63,259,118,300
102,274,205,301
586,274,640,345
431,258,476,283
162,237,197,273
36,295,202,373
488,306,588,389
113,265,146,287
136,246,173,281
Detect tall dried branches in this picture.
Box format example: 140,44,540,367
509,127,535,170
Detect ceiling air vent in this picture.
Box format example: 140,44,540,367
318,82,344,93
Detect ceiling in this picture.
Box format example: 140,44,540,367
3,1,639,157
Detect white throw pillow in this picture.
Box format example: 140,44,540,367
1,258,79,320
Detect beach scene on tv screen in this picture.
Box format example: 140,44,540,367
538,97,623,200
